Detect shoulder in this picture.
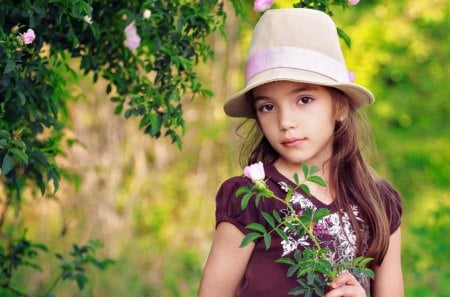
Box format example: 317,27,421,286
218,175,252,192
375,178,403,233
215,175,262,234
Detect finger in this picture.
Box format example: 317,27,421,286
324,285,366,297
331,271,359,288
324,285,352,297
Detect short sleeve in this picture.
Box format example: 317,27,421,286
378,179,403,234
215,176,263,235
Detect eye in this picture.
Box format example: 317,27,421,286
257,103,276,113
297,96,313,105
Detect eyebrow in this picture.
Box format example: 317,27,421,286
252,84,320,102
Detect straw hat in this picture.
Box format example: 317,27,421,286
223,8,374,118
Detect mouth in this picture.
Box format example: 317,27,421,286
281,138,306,147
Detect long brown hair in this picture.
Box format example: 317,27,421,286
237,87,392,265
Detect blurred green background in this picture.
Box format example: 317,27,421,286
6,0,450,296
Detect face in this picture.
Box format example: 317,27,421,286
253,81,337,170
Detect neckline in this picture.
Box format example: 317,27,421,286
264,162,337,210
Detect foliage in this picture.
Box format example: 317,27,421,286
291,0,354,47
0,236,113,297
237,164,373,295
0,0,238,295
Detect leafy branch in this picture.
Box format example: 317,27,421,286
0,233,114,296
237,164,374,295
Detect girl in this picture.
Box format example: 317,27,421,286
199,8,403,297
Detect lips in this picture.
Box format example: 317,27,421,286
281,138,305,147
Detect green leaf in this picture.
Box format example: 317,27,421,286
284,221,297,233
307,271,315,285
22,260,43,271
294,249,302,261
307,175,326,187
302,163,309,178
313,286,324,296
275,227,288,241
300,184,311,196
275,257,296,265
358,257,374,268
240,192,252,210
361,268,375,279
337,27,351,48
2,154,14,175
287,264,300,277
293,172,299,184
75,273,88,290
17,90,26,105
263,233,271,250
273,210,282,223
235,186,250,197
262,212,275,228
10,139,26,149
4,60,16,74
288,287,305,296
239,232,261,248
245,223,266,234
10,148,29,164
114,103,124,115
298,266,312,278
309,165,319,175
313,208,330,221
0,130,10,138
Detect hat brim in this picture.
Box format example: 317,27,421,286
224,68,374,118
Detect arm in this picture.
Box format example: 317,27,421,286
372,228,404,297
198,222,254,297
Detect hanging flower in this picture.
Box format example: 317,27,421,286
253,0,273,12
84,15,93,25
21,29,35,45
143,9,152,20
124,22,141,51
348,0,360,5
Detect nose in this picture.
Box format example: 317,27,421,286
278,107,298,131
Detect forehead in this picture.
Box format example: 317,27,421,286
252,81,327,97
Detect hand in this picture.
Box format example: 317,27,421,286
324,272,367,297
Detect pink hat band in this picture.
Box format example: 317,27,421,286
245,46,351,83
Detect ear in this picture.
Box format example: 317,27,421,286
336,107,349,123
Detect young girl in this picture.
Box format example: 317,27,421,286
199,8,403,297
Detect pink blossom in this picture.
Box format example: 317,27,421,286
124,22,141,51
244,161,265,183
347,70,356,82
21,29,35,45
348,0,360,5
254,0,273,12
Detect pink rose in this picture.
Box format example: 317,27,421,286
124,22,141,51
21,29,35,45
254,0,273,12
244,161,265,183
348,0,360,5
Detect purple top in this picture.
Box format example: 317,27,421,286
215,163,402,297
